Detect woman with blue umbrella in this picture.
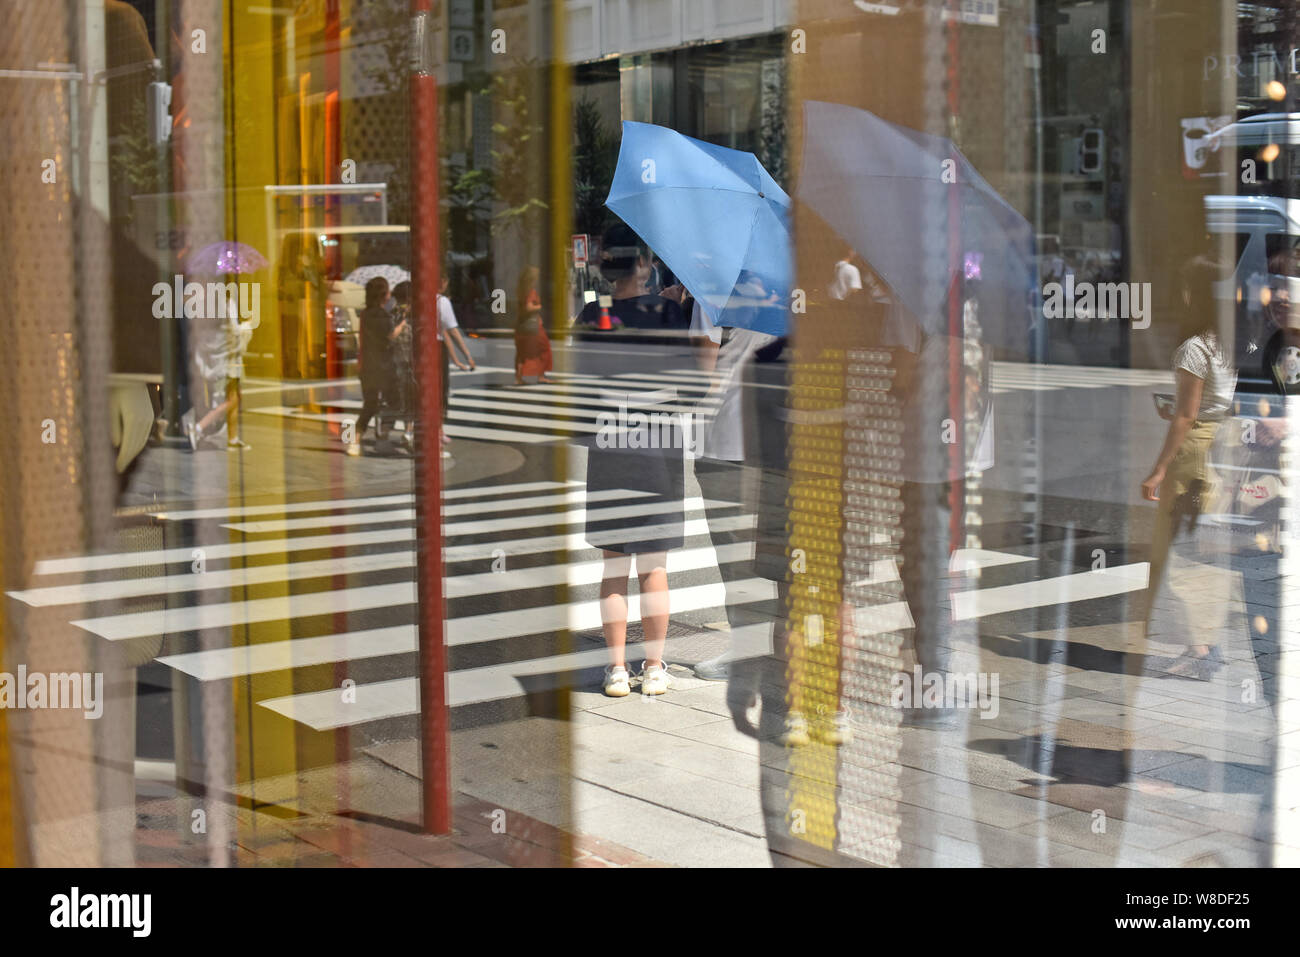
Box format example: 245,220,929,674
604,121,793,337
575,223,688,698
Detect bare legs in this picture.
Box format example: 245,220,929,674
599,550,669,669
196,378,242,442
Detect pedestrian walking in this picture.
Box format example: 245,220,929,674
513,266,553,384
828,248,864,301
347,276,404,457
388,280,415,436
1140,256,1238,679
396,275,476,456
183,283,253,452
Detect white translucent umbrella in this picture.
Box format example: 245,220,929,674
344,264,410,288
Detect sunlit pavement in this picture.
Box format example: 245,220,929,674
61,357,1294,864
135,782,664,867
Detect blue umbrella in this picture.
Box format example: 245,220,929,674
186,240,268,276
605,121,792,335
799,101,1037,346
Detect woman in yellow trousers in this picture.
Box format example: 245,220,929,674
1140,257,1238,679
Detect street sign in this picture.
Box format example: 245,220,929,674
449,0,474,29
572,233,589,267
942,0,999,26
449,29,474,63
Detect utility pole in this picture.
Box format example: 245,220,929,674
409,0,450,835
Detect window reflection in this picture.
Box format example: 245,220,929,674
0,0,1295,869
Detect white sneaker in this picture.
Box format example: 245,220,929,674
182,409,200,451
345,442,361,457
638,662,670,696
693,653,730,681
602,665,630,697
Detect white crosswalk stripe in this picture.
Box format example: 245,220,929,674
151,479,578,522
951,562,1150,620
990,361,1172,395
223,494,728,535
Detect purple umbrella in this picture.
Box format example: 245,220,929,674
187,240,268,276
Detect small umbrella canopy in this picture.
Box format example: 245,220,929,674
605,121,792,335
799,101,1037,347
345,264,411,288
186,240,268,276
327,279,366,310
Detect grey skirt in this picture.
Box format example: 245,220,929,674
583,426,685,555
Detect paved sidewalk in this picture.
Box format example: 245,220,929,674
111,373,1295,867
127,609,1293,868
135,789,665,868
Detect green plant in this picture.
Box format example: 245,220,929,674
573,95,617,237
109,98,164,203
445,161,494,215
481,61,550,246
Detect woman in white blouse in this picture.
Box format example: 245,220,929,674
1140,257,1237,679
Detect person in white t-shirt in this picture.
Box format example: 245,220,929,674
828,249,864,301
435,281,475,452
1140,256,1238,678
389,277,475,455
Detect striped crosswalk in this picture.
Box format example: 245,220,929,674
9,479,774,736
7,468,1155,741
248,367,723,448
248,362,1178,448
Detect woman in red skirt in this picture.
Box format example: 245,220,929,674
513,265,553,384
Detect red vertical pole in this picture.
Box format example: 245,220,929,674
324,92,340,378
410,0,450,834
946,4,964,553
325,0,342,379
324,0,341,105
323,6,348,826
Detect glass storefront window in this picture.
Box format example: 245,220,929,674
0,0,1297,881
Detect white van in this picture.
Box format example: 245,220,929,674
1204,194,1300,391
1206,111,1300,152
